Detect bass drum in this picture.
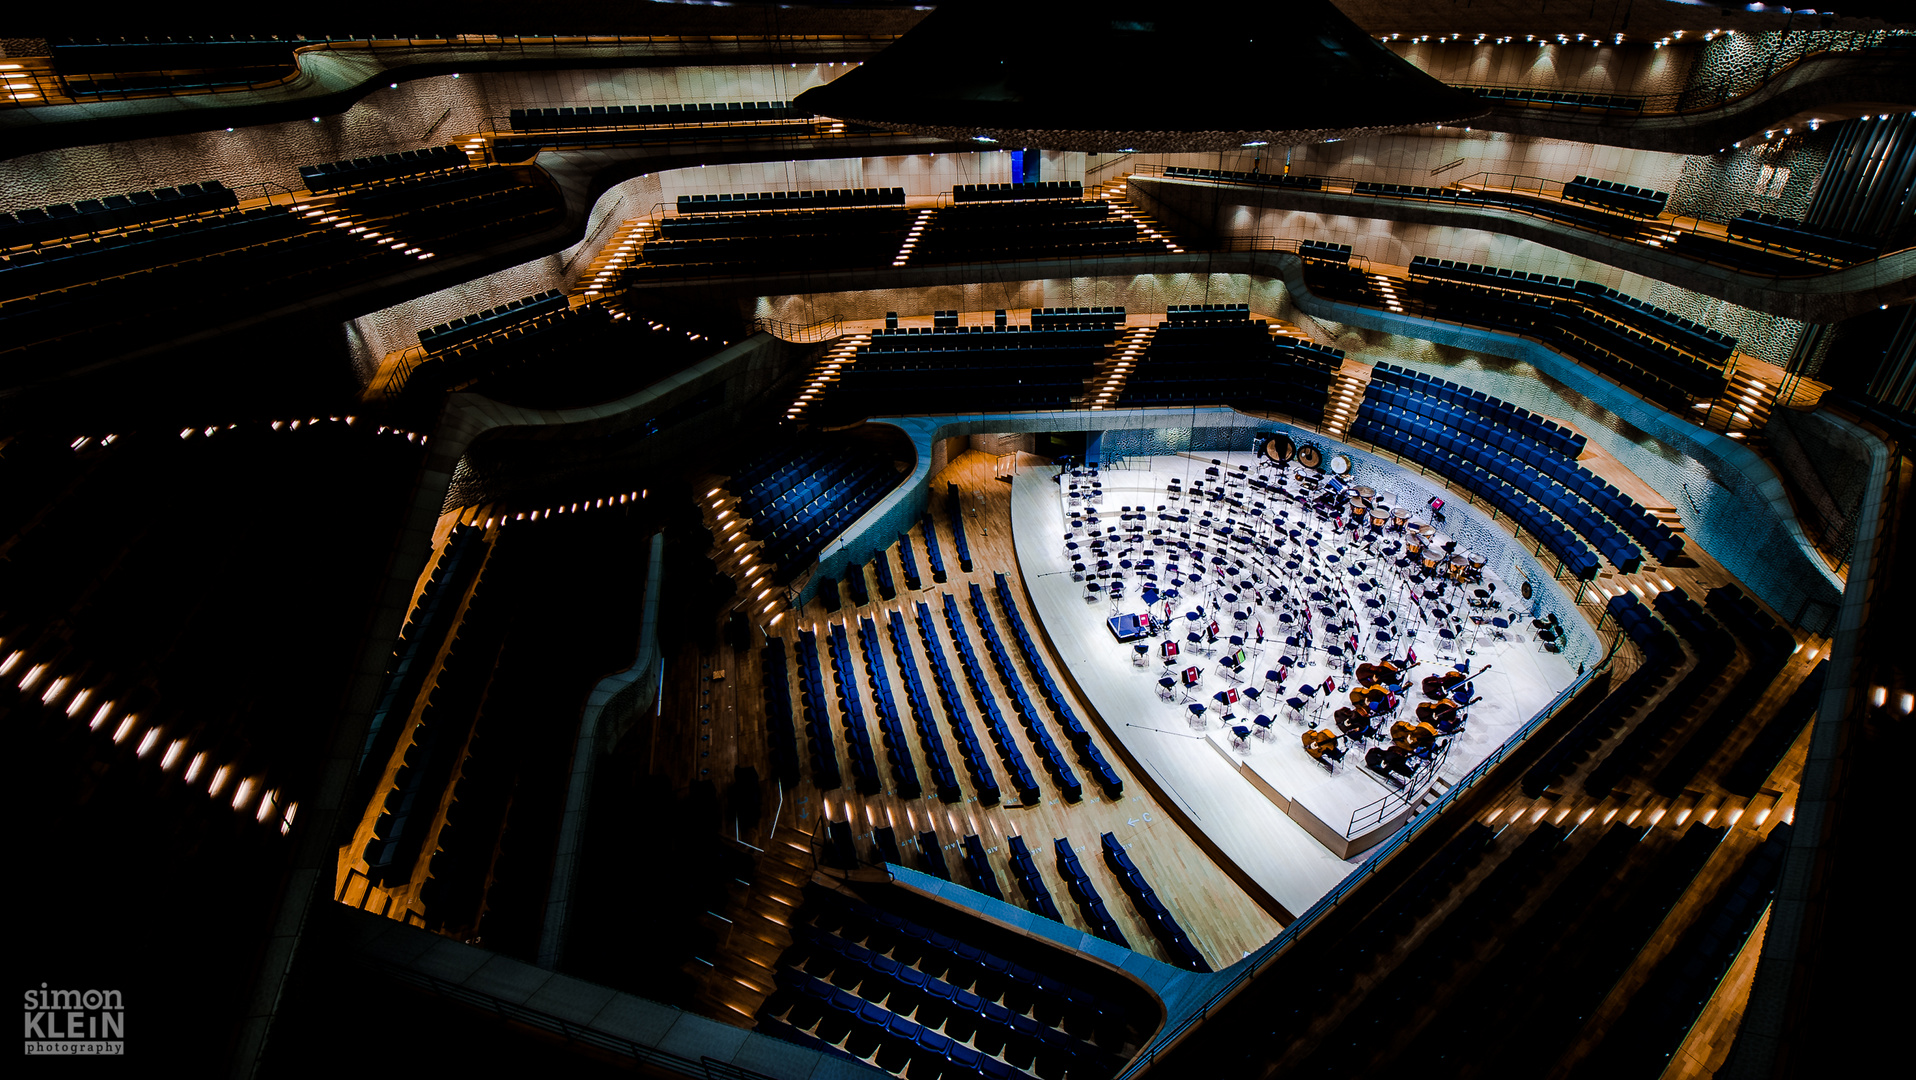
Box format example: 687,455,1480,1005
1262,433,1296,464
1327,452,1352,476
1296,442,1324,470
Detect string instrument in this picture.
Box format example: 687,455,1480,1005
1367,743,1419,779
1417,699,1460,729
1302,726,1343,763
1348,684,1390,714
1421,668,1470,700
1336,706,1375,739
1390,719,1440,751
1356,660,1402,688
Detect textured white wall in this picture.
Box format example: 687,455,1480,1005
0,62,854,212
1387,40,1698,97
751,273,1291,326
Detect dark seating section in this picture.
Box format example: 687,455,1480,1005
951,181,1084,203
820,322,1119,422
0,182,239,249
1523,594,1682,796
1584,588,1737,797
823,624,885,794
299,145,466,192
359,525,489,771
755,886,1146,1080
676,187,905,214
1362,364,1681,567
1006,836,1066,922
1669,228,1827,276
922,515,949,582
1163,165,1325,191
1298,239,1353,263
1409,255,1580,300
1650,584,1800,794
1562,175,1668,217
1030,305,1125,329
880,612,963,802
493,120,818,159
328,164,563,254
792,630,845,790
920,831,953,879
897,532,924,590
511,101,804,130
991,573,1123,797
961,834,1007,901
633,205,914,279
50,35,315,95
948,483,975,573
1575,282,1736,363
1356,179,1658,237
873,549,898,600
847,564,872,607
1126,306,1340,420
1722,659,1827,795
913,199,1160,263
967,583,1083,803
1100,833,1209,972
760,639,804,786
729,436,903,581
1572,825,1794,1080
1726,210,1878,264
417,289,568,352
1053,838,1130,948
855,617,925,799
912,602,1003,806
1469,85,1646,112
939,594,1043,803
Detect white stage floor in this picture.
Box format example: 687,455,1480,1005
1011,452,1575,916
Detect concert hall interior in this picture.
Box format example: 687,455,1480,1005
6,1,1915,1076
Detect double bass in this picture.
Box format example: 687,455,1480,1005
1302,725,1344,765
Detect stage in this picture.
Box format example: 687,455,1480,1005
1010,452,1576,912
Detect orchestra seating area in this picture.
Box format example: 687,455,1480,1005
910,200,1161,262
818,324,1120,422
756,885,1154,1080
632,206,913,278
1124,305,1340,418
727,437,905,581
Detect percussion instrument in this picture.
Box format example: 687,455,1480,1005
1422,549,1443,570
1296,442,1324,470
1419,524,1438,538
1447,554,1470,581
1347,497,1371,519
1467,551,1487,570
1328,453,1352,476
1407,517,1427,534
1369,506,1390,528
1353,485,1376,498
1262,433,1296,464
1391,506,1412,528
1405,534,1423,555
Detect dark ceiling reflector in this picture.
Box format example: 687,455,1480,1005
794,0,1490,152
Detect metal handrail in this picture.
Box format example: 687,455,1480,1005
1118,660,1605,1079
1345,736,1453,838
752,314,844,343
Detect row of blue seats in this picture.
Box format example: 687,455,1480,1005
846,562,872,607
510,101,801,130
734,440,837,508
1369,361,1586,457
1363,380,1681,563
1,204,312,302
960,834,1005,900
1348,411,1617,578
826,624,892,795
676,187,903,213
911,603,1005,806
873,549,898,600
990,574,1124,797
762,461,896,577
790,630,846,789
1099,833,1209,972
1583,587,1737,797
936,597,1042,802
299,144,466,192
854,618,927,798
951,181,1083,203
947,483,975,573
921,515,949,582
1728,210,1877,264
962,585,1084,803
1562,174,1668,217
878,612,963,802
1723,659,1826,796
781,930,1105,1075
1408,255,1581,301
897,533,924,590
1163,165,1325,191
1298,239,1353,262
761,639,803,787
762,971,1030,1080
751,452,872,537
1030,306,1126,329
1005,835,1066,922
1523,594,1681,796
813,889,1119,1032
1573,281,1735,362
1052,839,1129,948
1164,302,1254,323
1648,585,1801,795
1,181,239,249
418,289,567,353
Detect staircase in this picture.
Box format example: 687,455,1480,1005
1702,361,1779,440
1320,360,1374,440
700,483,779,620
1415,776,1454,815
1089,176,1184,253
577,217,655,299
1086,323,1156,409
784,332,869,423
892,207,935,267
